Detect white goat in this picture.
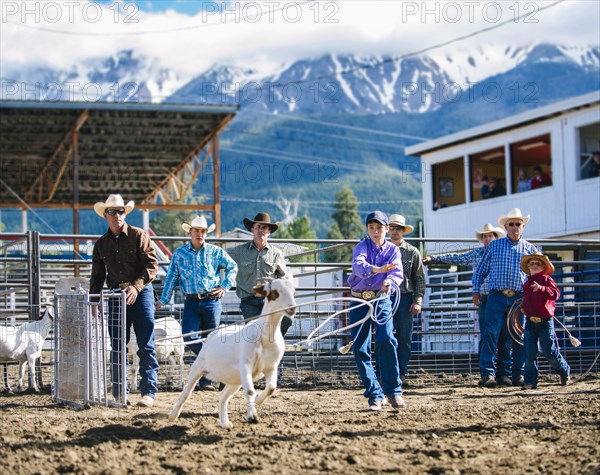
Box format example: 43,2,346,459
0,307,54,392
129,317,185,391
169,278,297,429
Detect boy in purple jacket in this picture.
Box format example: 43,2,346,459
520,252,571,390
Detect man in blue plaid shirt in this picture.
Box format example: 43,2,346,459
473,209,538,388
424,223,505,367
157,216,237,390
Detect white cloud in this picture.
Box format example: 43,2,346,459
1,0,598,81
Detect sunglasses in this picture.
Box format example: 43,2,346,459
506,222,523,227
390,226,405,231
105,209,126,216
527,261,544,267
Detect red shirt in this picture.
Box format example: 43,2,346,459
530,173,552,189
522,273,560,319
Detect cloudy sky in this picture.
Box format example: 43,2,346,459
1,0,599,80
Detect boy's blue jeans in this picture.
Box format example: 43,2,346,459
524,318,570,386
349,297,402,404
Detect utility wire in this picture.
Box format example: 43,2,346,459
3,1,314,36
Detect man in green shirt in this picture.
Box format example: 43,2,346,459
388,214,425,386
228,213,291,335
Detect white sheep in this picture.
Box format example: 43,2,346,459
129,317,185,391
168,278,297,429
0,307,54,392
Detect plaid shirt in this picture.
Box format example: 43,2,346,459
472,237,538,294
158,242,237,305
396,240,425,305
432,247,491,295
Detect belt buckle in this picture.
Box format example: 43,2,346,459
362,291,376,300
502,290,515,297
529,316,542,323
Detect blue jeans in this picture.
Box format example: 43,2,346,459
524,318,570,387
479,292,524,380
182,297,222,356
392,293,415,378
477,294,488,356
108,284,159,398
240,295,293,336
349,297,402,403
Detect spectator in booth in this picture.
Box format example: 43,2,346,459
388,214,425,386
348,211,405,411
517,168,531,193
473,208,538,388
423,224,506,371
582,151,600,179
157,215,237,391
520,252,570,390
228,213,291,335
90,194,159,407
490,178,506,197
531,166,552,189
480,176,492,199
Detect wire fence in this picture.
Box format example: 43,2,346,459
1,231,598,391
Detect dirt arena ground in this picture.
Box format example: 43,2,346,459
1,375,598,475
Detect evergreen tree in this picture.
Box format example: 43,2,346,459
325,187,363,263
278,215,317,263
149,210,192,252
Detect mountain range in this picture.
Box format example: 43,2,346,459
1,43,599,236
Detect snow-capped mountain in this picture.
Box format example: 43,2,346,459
1,50,184,103
165,43,599,115
2,43,598,115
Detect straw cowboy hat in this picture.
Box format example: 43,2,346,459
243,212,279,232
521,252,555,275
94,194,134,217
497,207,530,226
388,214,414,234
475,223,506,242
181,216,216,234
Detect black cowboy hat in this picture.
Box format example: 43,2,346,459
243,212,279,233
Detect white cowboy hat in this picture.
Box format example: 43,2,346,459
497,208,530,226
181,215,216,234
388,214,414,235
94,194,134,217
521,252,555,276
475,223,506,242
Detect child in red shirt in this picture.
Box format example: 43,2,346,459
521,252,570,389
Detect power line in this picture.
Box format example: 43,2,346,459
3,1,314,36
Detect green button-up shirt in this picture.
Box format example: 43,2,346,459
228,241,287,299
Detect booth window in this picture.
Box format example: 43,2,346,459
432,158,465,209
578,122,600,180
510,134,552,193
469,147,506,201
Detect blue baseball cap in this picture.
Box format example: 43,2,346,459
365,211,389,226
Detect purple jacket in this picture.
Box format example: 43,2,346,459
348,237,404,292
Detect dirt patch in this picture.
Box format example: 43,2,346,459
1,375,598,475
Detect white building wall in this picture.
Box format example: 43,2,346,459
421,104,600,239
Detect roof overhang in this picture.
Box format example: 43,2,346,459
0,100,238,209
406,91,600,157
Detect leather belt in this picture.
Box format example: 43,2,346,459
186,292,211,300
493,289,522,297
527,316,545,323
351,290,377,301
